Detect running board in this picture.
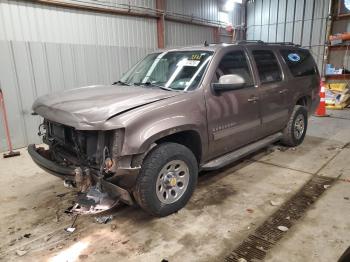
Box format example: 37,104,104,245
201,132,283,171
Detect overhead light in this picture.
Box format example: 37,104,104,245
224,0,242,12
345,0,350,11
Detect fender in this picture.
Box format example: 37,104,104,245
105,90,209,159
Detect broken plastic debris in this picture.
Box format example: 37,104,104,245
324,185,331,189
16,250,27,256
65,227,76,233
277,226,289,232
95,215,113,224
64,214,79,233
270,200,282,206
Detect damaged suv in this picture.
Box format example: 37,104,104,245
29,41,320,217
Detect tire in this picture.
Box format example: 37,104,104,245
134,142,198,217
281,105,308,147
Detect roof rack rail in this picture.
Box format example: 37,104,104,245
236,40,265,44
236,40,301,47
271,42,301,46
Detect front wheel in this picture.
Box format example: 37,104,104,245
281,105,308,147
134,142,198,217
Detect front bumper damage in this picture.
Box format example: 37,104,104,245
28,144,135,214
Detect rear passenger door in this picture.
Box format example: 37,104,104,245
249,49,289,136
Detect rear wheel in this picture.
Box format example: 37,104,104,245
281,105,308,147
134,142,198,217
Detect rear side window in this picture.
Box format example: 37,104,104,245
252,50,282,84
280,49,317,77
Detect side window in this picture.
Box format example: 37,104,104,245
215,50,254,86
280,49,317,77
252,50,282,84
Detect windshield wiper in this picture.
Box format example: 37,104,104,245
112,80,131,86
134,82,173,91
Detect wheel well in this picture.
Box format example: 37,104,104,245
155,130,202,163
296,96,311,109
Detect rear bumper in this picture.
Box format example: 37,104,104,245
27,144,134,205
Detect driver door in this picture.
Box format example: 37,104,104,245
204,49,262,159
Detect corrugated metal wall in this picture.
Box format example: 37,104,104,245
0,0,244,151
164,0,217,47
246,0,330,72
165,21,214,48
0,0,157,151
165,0,219,22
165,0,244,47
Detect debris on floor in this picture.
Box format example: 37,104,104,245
15,249,28,256
246,208,254,214
79,254,89,260
64,214,79,233
110,224,118,231
56,193,67,198
95,215,113,224
270,200,282,206
65,227,76,233
277,226,289,232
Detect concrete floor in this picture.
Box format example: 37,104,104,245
0,109,349,262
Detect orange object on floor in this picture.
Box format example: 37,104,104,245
314,81,328,117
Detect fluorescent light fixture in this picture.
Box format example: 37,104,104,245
224,0,242,12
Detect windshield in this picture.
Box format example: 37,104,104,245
119,51,213,91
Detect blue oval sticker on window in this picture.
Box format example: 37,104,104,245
288,53,301,62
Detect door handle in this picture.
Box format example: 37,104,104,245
247,96,259,103
279,89,288,94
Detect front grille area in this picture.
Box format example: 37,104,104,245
44,120,99,165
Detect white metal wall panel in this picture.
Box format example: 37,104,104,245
0,0,158,151
0,1,157,48
246,0,329,72
0,41,27,150
165,0,218,22
165,21,214,48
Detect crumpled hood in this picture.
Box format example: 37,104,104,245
33,85,178,130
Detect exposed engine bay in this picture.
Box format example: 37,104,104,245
29,119,134,214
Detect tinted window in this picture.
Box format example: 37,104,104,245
252,50,282,84
280,49,317,77
215,51,254,86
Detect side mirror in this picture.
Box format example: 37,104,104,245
212,74,246,93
